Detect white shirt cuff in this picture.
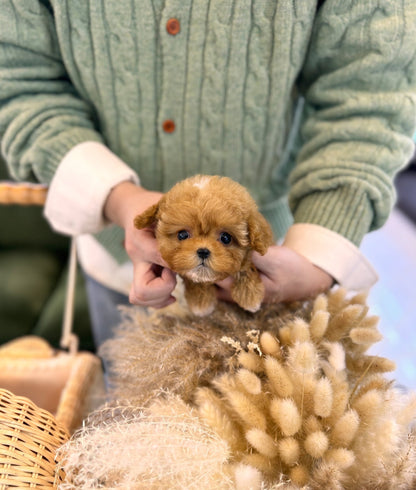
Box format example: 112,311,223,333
76,234,133,295
283,224,379,290
44,141,140,235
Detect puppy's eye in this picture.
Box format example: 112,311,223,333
177,230,190,241
219,232,232,245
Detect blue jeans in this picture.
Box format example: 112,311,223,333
83,274,130,349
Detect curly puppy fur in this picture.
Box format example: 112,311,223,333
134,175,274,315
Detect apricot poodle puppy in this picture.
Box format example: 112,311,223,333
134,175,274,315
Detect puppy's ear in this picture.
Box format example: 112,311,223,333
247,212,274,255
134,202,160,229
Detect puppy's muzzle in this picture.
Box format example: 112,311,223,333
197,248,210,260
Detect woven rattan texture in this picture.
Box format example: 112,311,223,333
0,389,70,488
0,182,47,205
55,352,104,433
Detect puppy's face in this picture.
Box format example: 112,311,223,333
134,175,274,283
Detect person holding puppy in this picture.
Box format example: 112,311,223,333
0,1,415,346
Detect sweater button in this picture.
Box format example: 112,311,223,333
162,119,176,133
166,18,180,35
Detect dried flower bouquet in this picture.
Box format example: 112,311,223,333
58,288,416,489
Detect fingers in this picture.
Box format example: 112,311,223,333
253,245,333,303
250,249,276,278
215,277,234,302
217,246,333,307
125,228,164,264
136,228,167,266
129,261,177,308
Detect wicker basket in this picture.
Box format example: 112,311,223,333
0,181,48,205
0,181,105,486
0,388,70,488
0,337,104,434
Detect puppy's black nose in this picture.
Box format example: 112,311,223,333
197,248,211,259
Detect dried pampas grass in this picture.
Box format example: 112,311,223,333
100,297,303,406
57,394,233,489
59,287,416,489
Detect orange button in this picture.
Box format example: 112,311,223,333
162,119,176,133
166,18,180,35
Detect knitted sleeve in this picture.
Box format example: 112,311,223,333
0,1,103,184
290,0,416,246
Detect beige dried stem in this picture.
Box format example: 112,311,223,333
57,394,234,490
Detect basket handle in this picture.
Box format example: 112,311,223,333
0,181,79,354
0,181,48,205
60,237,80,354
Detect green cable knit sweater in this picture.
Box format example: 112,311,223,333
0,0,415,262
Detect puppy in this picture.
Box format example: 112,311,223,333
134,175,274,315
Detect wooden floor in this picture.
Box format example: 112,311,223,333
360,207,416,390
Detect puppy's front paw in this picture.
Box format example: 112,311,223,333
188,302,216,316
241,298,262,313
233,290,263,313
184,280,217,317
231,268,264,313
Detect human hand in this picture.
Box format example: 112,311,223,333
104,181,177,308
216,244,333,305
